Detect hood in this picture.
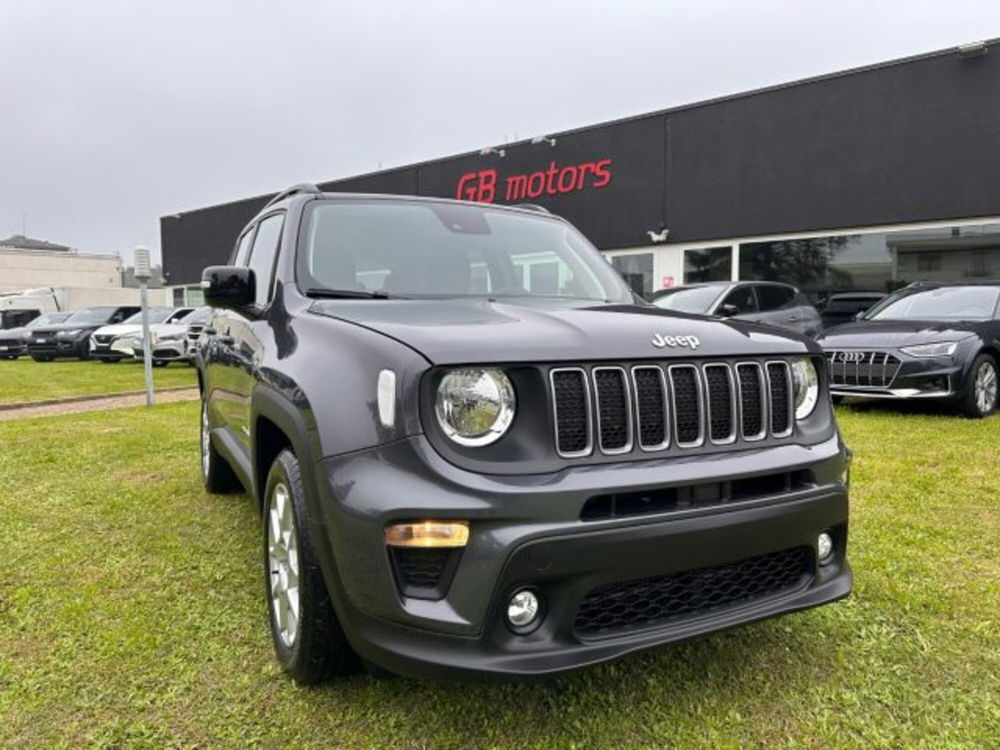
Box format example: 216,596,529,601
309,298,815,365
817,319,984,348
93,323,142,337
151,323,188,337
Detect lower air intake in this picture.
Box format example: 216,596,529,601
574,546,812,637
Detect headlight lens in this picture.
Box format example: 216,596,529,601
791,357,819,420
435,368,515,446
62,329,82,337
900,341,958,358
157,333,185,341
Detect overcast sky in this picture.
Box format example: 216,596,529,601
2,0,999,266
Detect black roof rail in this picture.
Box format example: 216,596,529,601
510,203,551,214
264,183,323,209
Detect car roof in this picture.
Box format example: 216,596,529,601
257,185,570,222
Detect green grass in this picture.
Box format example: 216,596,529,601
0,402,997,748
0,358,196,405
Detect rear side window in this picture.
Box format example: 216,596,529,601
247,213,285,305
233,228,255,266
756,285,795,311
722,286,758,314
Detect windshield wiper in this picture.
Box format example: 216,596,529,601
305,288,395,299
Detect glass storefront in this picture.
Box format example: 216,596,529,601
611,253,654,296
738,222,1000,307
683,246,732,283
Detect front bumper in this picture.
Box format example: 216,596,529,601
316,433,851,679
829,353,961,400
0,341,24,356
28,337,85,357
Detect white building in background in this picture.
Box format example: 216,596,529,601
0,234,122,293
0,235,169,317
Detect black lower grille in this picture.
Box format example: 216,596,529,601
552,369,591,456
574,547,812,637
390,547,460,600
670,367,701,444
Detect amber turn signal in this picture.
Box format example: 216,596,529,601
384,521,470,548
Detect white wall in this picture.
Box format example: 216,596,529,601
0,249,123,293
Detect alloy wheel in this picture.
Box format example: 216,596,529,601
975,361,998,414
267,482,300,648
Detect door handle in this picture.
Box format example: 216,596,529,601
786,316,800,322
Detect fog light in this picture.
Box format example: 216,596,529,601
817,532,834,564
506,589,541,631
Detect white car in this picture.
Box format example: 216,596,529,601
119,306,212,366
91,307,192,362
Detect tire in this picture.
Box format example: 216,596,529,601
30,354,53,362
152,360,168,368
263,448,358,683
99,358,120,364
960,353,998,418
200,399,241,493
78,341,91,361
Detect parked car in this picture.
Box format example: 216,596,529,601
650,281,822,337
196,185,851,683
115,306,211,366
819,292,886,329
0,312,72,359
90,307,192,362
817,281,1000,417
26,306,140,361
185,309,213,359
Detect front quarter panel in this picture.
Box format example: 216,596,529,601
257,285,430,459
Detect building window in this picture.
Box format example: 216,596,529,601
684,247,732,283
611,253,653,297
917,253,942,272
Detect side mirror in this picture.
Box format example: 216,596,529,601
719,303,740,318
202,266,255,310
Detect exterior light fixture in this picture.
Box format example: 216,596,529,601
479,146,506,158
531,135,557,147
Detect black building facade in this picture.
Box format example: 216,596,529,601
163,40,1000,304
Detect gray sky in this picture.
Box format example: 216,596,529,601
2,0,999,266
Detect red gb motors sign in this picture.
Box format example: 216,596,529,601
455,158,613,203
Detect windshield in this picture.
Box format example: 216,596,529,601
123,308,174,325
65,307,117,325
299,199,632,302
178,307,212,324
865,286,1000,321
26,312,71,328
651,286,724,313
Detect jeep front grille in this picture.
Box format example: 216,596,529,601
826,350,902,388
550,360,796,458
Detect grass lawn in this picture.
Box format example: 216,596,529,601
0,402,997,747
0,358,196,405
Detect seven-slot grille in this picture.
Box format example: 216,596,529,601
550,360,797,458
825,350,902,389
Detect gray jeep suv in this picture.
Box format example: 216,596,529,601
196,185,852,682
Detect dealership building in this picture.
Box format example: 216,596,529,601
162,40,1000,305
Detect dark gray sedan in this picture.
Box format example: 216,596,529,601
651,281,822,337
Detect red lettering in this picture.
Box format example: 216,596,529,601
456,169,497,202
456,171,478,200
457,158,613,203
557,166,578,193
527,171,546,198
505,174,529,201
592,158,613,188
544,161,559,194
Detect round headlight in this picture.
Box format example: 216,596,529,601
435,368,516,447
791,357,819,420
